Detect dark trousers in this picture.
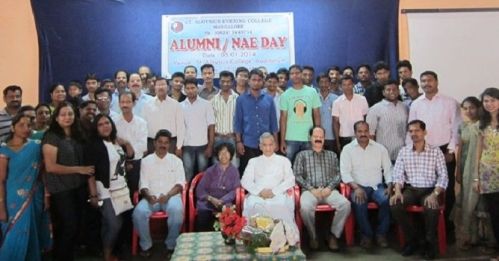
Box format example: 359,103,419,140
339,137,353,150
238,146,262,177
50,186,86,261
484,192,499,243
439,144,456,236
195,209,217,232
126,159,141,197
390,186,440,248
324,139,339,155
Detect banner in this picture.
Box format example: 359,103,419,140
162,12,295,77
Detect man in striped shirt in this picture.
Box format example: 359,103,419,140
211,70,239,166
0,85,22,142
294,126,351,251
390,119,448,259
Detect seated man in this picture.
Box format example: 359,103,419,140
294,126,351,251
390,120,448,259
132,130,185,257
340,121,392,249
241,132,296,227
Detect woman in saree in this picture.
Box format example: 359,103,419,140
0,114,52,260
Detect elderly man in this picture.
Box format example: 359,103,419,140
241,132,296,226
294,126,351,251
132,130,185,258
340,121,392,249
390,120,448,259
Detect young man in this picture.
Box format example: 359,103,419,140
402,78,421,108
263,73,281,130
280,65,321,162
276,67,289,93
234,66,249,95
397,60,413,99
365,61,390,107
82,73,100,101
181,78,215,181
302,65,316,90
353,64,372,95
199,64,219,101
327,66,343,96
317,73,339,152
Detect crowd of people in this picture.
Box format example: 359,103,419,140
0,60,497,261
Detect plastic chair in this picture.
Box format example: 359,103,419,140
397,199,447,255
294,183,355,245
131,183,187,255
342,185,379,246
187,172,243,232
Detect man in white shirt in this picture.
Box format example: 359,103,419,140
408,70,462,235
128,73,153,118
241,132,296,227
132,130,185,257
113,91,148,194
142,77,184,157
181,78,215,181
340,121,392,249
211,70,239,167
332,76,369,151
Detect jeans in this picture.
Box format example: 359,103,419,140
213,136,239,168
350,184,390,238
182,145,209,181
100,199,124,249
285,140,310,163
132,195,184,250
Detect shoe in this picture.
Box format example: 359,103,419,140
328,236,340,252
139,247,152,258
401,243,418,257
423,248,436,260
376,235,388,248
359,237,373,249
309,239,319,250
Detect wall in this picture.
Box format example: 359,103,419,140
0,0,39,107
399,0,499,59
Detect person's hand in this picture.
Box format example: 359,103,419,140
321,187,332,198
89,197,100,208
473,180,480,193
116,137,129,147
352,187,366,204
280,142,287,154
126,162,134,172
384,184,393,196
455,169,462,184
390,191,404,206
78,166,95,175
424,193,439,209
204,145,213,158
158,194,170,204
0,207,7,222
311,188,323,200
444,152,455,163
259,189,275,199
208,196,223,209
236,142,245,156
147,195,158,205
175,148,183,158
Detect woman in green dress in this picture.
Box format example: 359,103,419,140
31,103,52,140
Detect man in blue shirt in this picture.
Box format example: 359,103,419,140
317,73,339,153
234,69,278,175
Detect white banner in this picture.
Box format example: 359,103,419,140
162,12,295,77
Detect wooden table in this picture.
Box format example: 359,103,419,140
171,232,306,260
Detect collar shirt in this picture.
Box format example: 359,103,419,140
142,96,185,150
113,114,148,160
340,139,392,189
181,97,215,146
139,153,186,197
294,149,341,190
331,94,369,137
199,85,219,101
366,99,408,161
320,92,339,140
408,92,462,151
133,91,153,118
241,153,295,196
392,143,448,189
211,91,239,135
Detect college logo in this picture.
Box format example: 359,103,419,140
171,21,184,33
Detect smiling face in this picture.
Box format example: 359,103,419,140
354,122,370,144
119,93,135,114
310,127,325,151
420,74,438,96
218,147,231,165
79,103,97,122
128,73,142,95
154,136,170,156
383,83,400,102
4,89,22,110
56,106,75,129
96,116,113,139
483,95,499,115
50,85,67,104
302,69,314,85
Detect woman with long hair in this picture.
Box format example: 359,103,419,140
42,102,94,260
453,96,495,250
0,114,52,260
31,103,52,140
475,87,499,259
86,114,134,261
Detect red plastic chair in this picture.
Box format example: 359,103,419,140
342,185,379,246
131,183,187,255
294,183,355,245
187,172,243,232
397,201,447,255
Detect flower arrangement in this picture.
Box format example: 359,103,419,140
213,206,247,243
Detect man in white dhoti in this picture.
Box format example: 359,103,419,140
241,132,296,226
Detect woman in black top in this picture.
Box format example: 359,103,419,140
42,102,94,261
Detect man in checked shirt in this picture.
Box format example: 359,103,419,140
294,126,351,251
390,119,448,260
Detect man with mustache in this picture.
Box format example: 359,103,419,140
132,129,185,258
79,100,97,134
128,73,153,118
340,121,392,249
294,126,351,251
0,85,23,141
111,69,129,113
390,120,448,259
